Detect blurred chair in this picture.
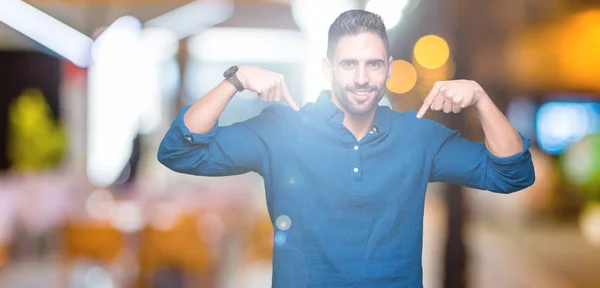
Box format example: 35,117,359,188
136,212,215,288
232,212,274,288
244,212,273,263
59,221,125,287
0,242,6,269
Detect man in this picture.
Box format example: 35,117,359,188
158,9,535,288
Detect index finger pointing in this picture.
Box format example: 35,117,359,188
416,101,431,119
417,95,435,119
282,81,300,111
416,83,442,118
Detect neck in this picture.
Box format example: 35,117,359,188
331,96,376,141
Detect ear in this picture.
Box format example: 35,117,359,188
387,56,394,81
322,57,333,83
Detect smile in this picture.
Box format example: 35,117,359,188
352,90,372,96
350,90,374,101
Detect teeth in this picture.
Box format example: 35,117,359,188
354,91,371,96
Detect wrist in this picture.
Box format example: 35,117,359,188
220,79,239,99
223,65,245,92
474,90,492,111
236,66,248,89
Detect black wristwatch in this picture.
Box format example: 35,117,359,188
223,65,245,92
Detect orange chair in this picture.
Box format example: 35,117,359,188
0,242,6,268
59,221,125,287
62,221,124,262
243,213,274,263
137,213,215,288
230,212,274,288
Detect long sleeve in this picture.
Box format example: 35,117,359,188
157,105,276,176
428,124,535,193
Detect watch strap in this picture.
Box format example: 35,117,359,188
226,74,245,92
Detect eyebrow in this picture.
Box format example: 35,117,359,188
338,58,386,65
338,59,357,65
366,59,385,65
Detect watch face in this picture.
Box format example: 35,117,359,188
224,65,238,78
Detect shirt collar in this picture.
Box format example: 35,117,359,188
314,90,391,134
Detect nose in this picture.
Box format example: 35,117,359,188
354,66,369,86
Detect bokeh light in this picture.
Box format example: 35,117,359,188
84,266,114,288
386,60,417,94
291,0,359,33
274,231,287,247
85,189,116,221
506,9,600,92
365,0,407,30
150,202,180,231
537,102,600,155
556,10,600,91
276,215,292,231
579,202,600,248
561,134,600,200
412,56,456,97
110,201,143,233
413,34,450,69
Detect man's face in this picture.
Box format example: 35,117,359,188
324,32,393,116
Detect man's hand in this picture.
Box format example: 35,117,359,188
416,80,485,118
236,66,300,111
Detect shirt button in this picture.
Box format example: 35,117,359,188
354,145,359,150
185,135,193,142
373,127,378,132
353,167,359,173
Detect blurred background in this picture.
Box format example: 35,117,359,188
0,0,599,287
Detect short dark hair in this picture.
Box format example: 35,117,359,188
327,9,390,60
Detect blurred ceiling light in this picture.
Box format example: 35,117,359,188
92,15,142,62
188,27,306,63
413,34,450,69
145,0,234,40
88,16,177,187
136,27,178,135
386,60,417,94
291,0,359,33
138,27,179,61
365,0,407,30
0,0,93,67
87,16,142,188
292,0,359,103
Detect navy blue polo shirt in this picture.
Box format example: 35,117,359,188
157,90,535,288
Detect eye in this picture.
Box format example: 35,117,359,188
368,62,382,69
341,61,354,69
